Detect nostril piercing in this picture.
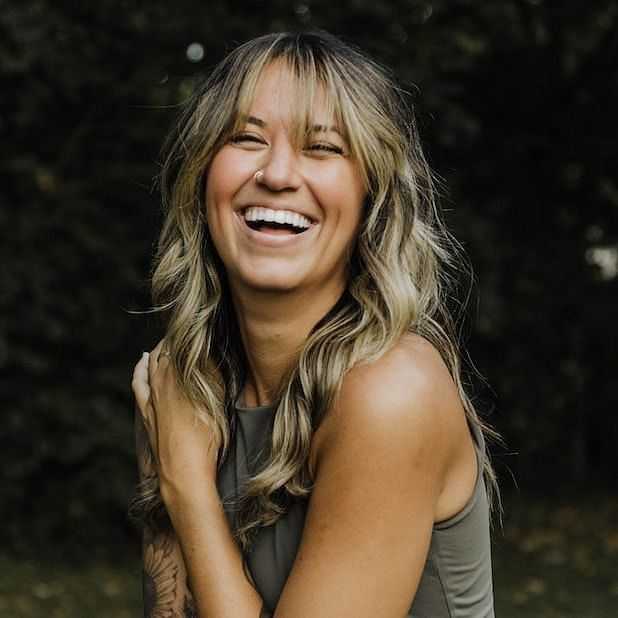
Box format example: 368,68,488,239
254,169,264,183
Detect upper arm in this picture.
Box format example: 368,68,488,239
134,406,197,617
274,338,461,618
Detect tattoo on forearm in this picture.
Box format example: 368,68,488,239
182,594,197,617
143,532,179,617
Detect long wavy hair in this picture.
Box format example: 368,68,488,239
129,30,500,557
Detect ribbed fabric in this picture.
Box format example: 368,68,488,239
216,399,494,617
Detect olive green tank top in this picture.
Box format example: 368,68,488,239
216,398,495,617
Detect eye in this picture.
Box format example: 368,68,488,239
229,132,266,145
306,142,345,155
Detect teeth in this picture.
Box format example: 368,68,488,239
242,206,312,229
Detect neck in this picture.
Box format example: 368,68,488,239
229,280,345,408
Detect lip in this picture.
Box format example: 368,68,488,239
234,211,319,248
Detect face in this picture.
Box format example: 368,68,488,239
205,61,366,298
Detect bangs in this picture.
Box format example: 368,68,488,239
230,52,354,160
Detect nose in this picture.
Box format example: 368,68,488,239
256,137,302,192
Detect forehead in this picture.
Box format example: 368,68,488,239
235,60,343,132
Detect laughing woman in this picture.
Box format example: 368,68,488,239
129,31,498,618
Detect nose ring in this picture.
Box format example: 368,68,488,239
254,169,265,183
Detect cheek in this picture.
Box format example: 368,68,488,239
205,153,230,206
205,148,252,207
315,164,352,198
319,169,365,227
204,154,236,246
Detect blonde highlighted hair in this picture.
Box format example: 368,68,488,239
129,30,500,556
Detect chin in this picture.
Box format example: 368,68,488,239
247,277,304,293
239,263,308,290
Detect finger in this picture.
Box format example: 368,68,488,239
132,352,151,414
150,340,173,389
149,341,161,385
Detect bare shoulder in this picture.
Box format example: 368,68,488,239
340,332,463,435
314,332,467,480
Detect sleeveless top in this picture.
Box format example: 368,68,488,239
216,398,495,617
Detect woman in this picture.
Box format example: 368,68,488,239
130,30,498,617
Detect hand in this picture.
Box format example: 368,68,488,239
131,340,220,505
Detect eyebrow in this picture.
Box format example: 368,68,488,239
242,114,343,136
244,115,266,128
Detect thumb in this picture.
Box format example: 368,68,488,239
131,352,151,414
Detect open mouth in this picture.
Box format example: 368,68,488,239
240,209,315,236
244,220,306,235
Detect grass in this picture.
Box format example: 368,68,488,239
1,491,617,617
0,556,141,618
492,490,618,618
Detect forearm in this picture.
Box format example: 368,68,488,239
164,482,268,618
142,525,197,617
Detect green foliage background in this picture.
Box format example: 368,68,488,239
2,0,616,566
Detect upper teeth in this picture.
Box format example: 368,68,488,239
242,207,312,229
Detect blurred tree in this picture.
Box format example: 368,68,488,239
1,0,616,557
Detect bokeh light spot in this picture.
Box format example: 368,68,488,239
186,42,205,63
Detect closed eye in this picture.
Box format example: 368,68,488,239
229,133,265,145
307,143,345,155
